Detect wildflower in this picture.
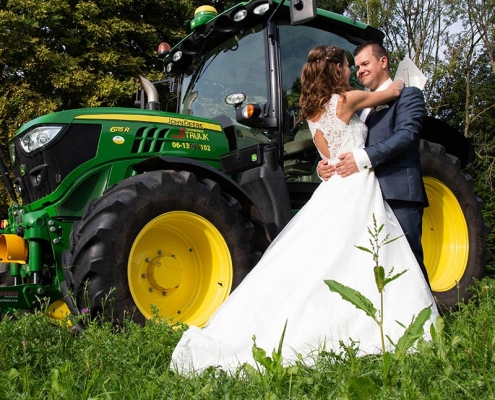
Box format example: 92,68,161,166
81,308,89,314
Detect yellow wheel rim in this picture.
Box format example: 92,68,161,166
422,177,469,292
128,211,232,327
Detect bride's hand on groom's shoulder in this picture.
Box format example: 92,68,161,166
391,79,405,93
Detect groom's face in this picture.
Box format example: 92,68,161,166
354,46,389,92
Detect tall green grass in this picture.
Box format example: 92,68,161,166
1,279,495,399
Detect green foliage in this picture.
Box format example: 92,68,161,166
248,320,301,396
3,278,495,398
0,0,207,124
0,0,204,214
0,308,186,399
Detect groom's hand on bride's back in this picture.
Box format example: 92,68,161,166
336,153,358,177
317,153,358,180
317,159,336,181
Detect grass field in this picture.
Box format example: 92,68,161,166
1,277,495,399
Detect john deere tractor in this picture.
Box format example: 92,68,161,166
0,0,488,326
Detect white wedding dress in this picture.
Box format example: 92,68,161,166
171,94,438,374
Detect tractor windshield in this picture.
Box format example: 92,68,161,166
279,23,360,122
278,23,360,185
179,24,270,147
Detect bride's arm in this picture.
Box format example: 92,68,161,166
345,80,404,113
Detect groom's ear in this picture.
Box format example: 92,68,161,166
380,56,389,70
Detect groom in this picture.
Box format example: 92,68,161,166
317,41,430,285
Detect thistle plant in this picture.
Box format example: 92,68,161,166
324,214,434,390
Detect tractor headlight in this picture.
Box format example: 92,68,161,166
254,3,270,15
20,125,64,153
172,51,183,62
233,9,248,22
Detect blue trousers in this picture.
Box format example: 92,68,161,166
387,200,430,287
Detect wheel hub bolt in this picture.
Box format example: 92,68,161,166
157,250,162,255
141,274,146,278
145,258,151,263
149,287,154,292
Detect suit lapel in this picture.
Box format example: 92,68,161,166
365,108,376,124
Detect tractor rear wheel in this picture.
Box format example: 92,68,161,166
62,170,269,327
420,140,489,310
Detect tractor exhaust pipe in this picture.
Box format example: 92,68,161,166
139,76,161,111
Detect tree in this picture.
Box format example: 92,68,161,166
436,0,495,269
0,0,205,215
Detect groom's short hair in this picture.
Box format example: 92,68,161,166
354,40,390,71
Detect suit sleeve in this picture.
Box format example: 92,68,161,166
364,87,425,167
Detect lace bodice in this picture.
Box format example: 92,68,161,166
307,94,367,163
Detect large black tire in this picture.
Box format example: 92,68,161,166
420,140,489,310
62,170,269,327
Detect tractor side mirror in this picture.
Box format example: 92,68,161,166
290,0,317,25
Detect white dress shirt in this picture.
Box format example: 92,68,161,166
353,78,393,171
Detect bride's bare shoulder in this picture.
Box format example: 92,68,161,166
308,108,327,123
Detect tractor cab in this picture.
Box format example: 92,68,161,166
155,0,382,207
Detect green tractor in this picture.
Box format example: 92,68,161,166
0,0,488,326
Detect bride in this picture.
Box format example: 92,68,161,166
170,45,438,374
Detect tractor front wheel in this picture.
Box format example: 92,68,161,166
63,170,269,327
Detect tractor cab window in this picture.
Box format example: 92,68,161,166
278,24,358,183
180,24,271,149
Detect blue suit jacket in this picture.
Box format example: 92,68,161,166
364,86,428,205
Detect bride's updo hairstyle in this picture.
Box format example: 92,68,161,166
299,45,352,120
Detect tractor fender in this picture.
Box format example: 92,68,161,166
133,155,292,240
420,116,474,168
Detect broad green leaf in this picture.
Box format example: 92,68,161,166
287,365,299,375
325,280,377,320
382,351,393,388
7,368,20,381
383,351,392,376
394,307,432,358
374,266,385,292
271,349,282,365
347,376,380,399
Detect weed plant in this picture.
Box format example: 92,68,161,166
325,214,433,393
